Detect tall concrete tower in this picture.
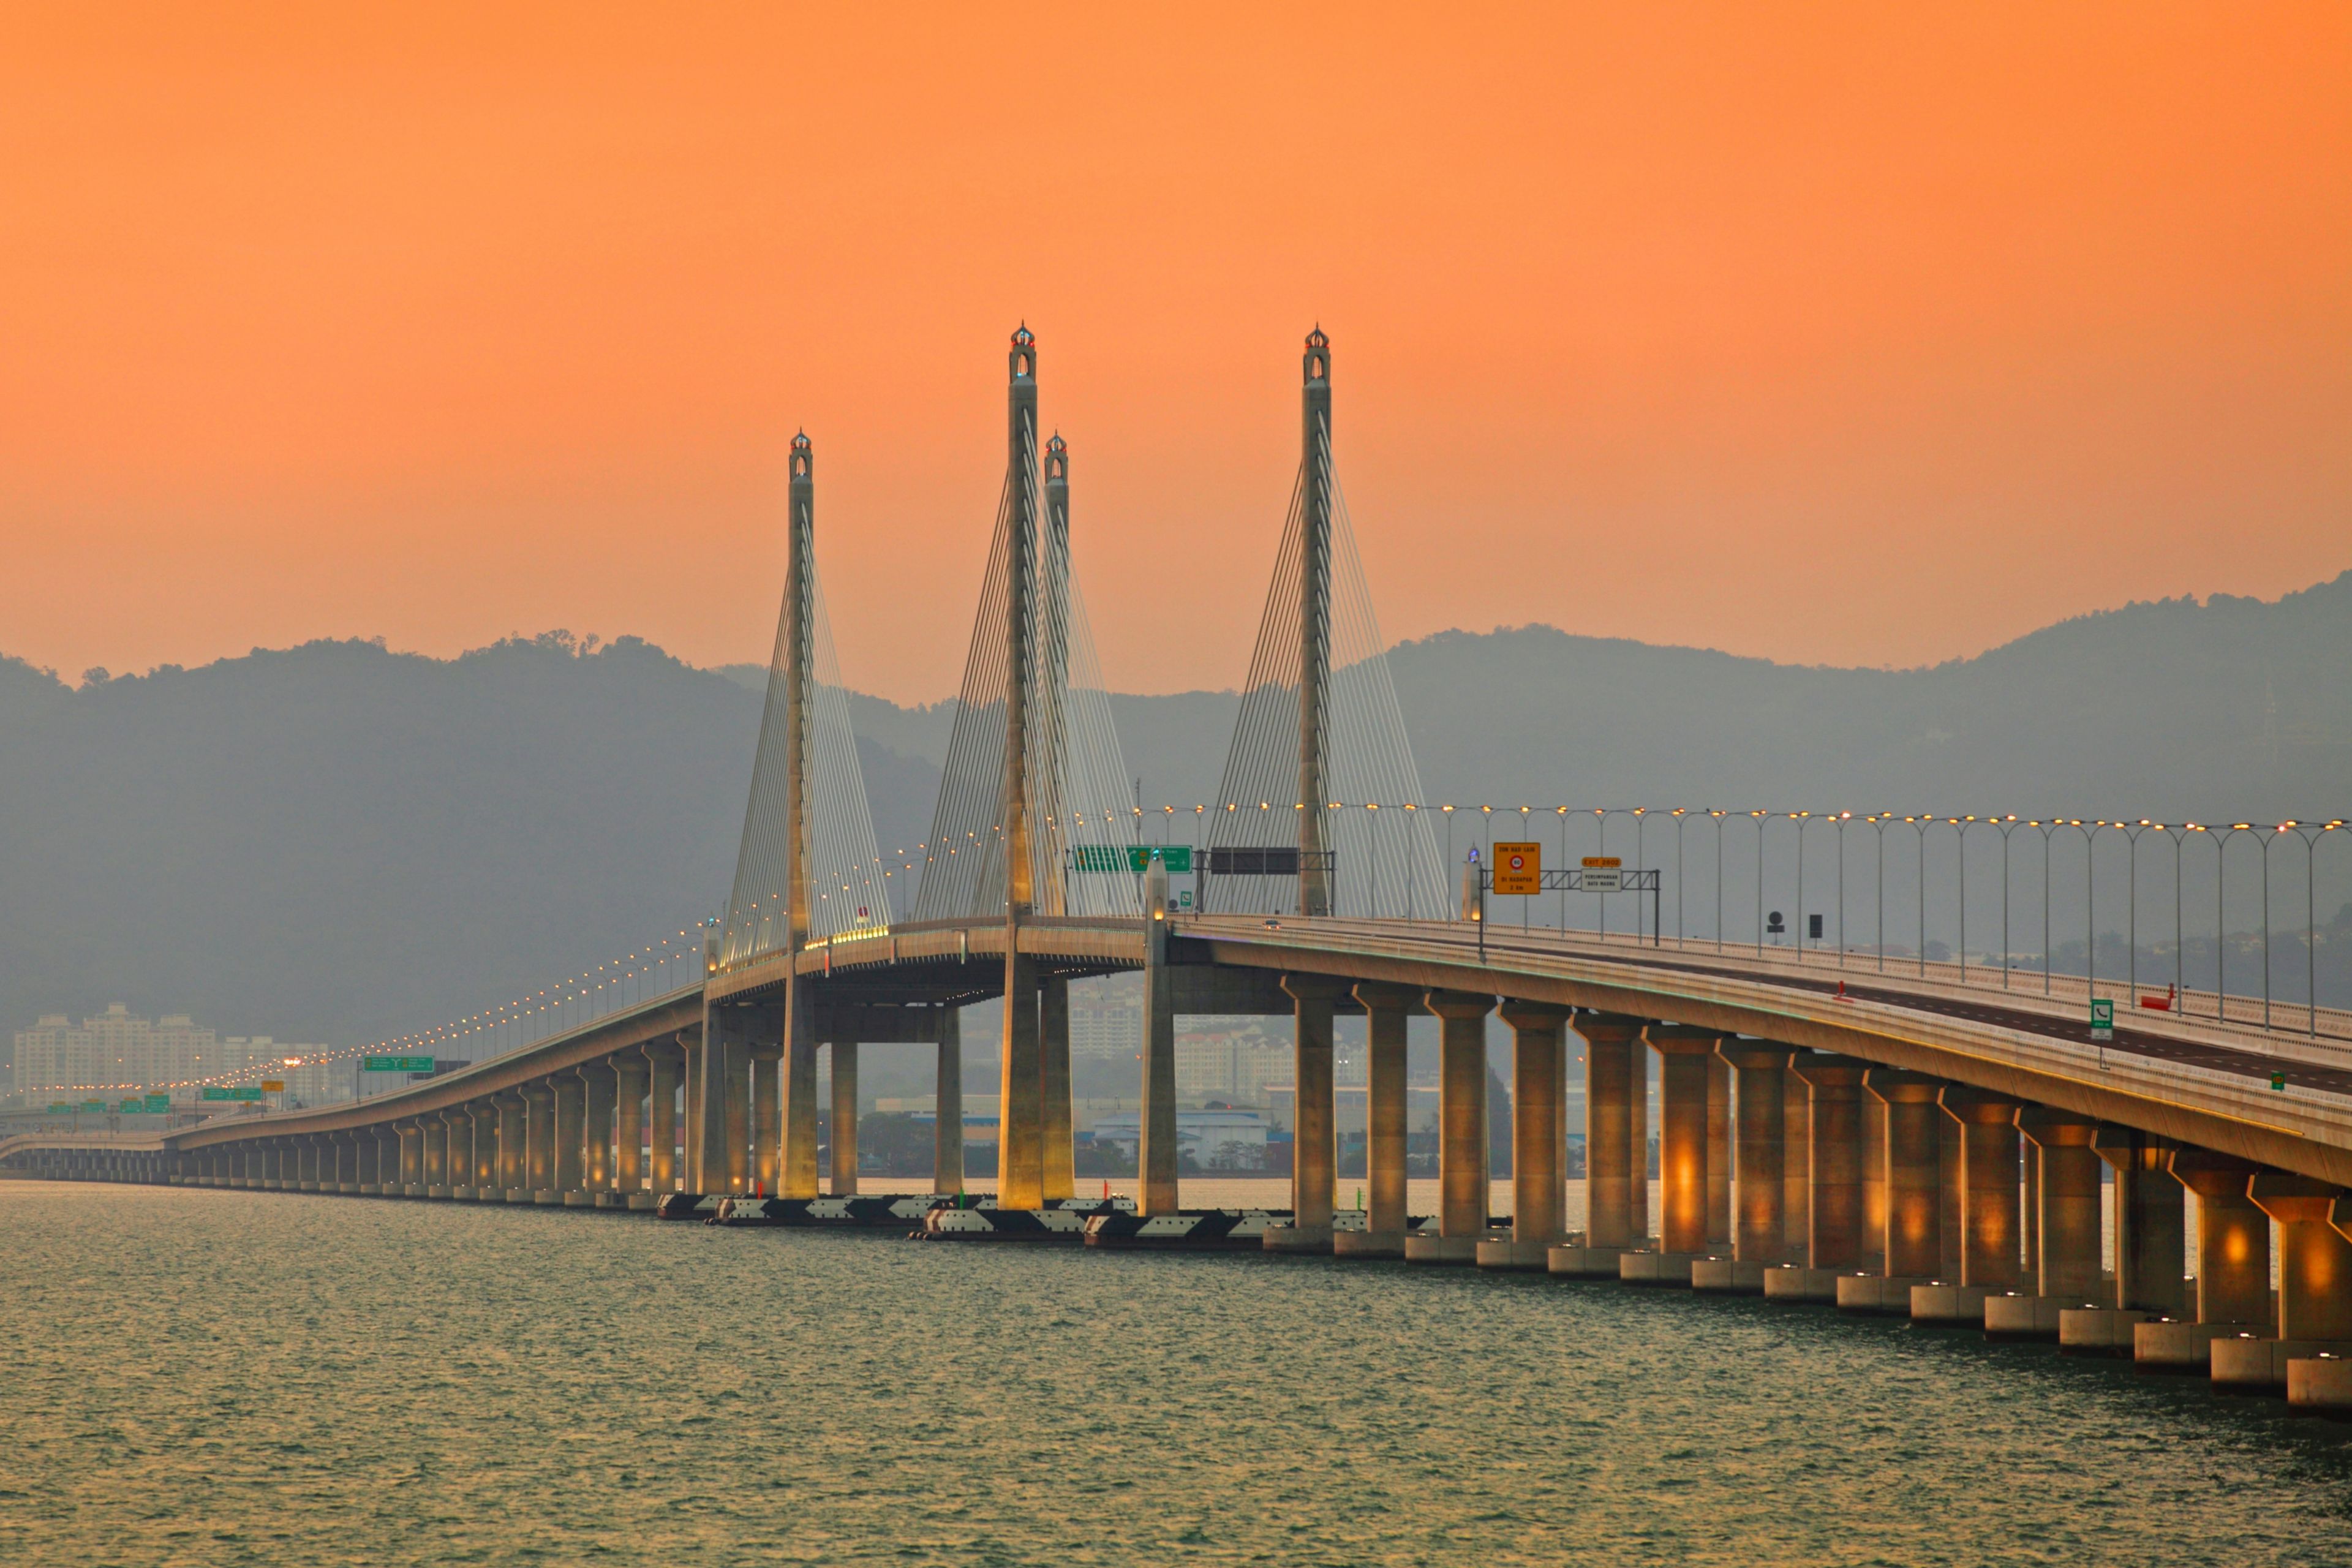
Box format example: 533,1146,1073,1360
998,325,1046,1208
783,431,815,948
1297,327,1334,917
1036,431,1072,919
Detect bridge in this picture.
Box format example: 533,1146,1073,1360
11,325,2352,1406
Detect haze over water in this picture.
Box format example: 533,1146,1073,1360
6,1183,2349,1566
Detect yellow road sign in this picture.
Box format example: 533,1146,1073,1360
1493,842,1542,895
1581,856,1622,869
260,1080,286,1093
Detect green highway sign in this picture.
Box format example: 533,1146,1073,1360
1071,845,1194,875
1071,845,1126,873
80,1100,105,1113
143,1094,171,1113
228,1085,265,1102
47,1102,70,1114
118,1098,143,1112
2089,998,2114,1042
363,1055,437,1073
1134,845,1192,874
200,1086,232,1101
2272,1071,2288,1091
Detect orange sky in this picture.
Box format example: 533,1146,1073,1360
4,3,2347,699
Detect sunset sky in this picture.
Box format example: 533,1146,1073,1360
4,4,2346,701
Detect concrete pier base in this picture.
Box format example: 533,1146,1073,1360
1912,1283,1991,1324
2213,1337,2352,1393
2288,1354,2352,1416
532,1189,561,1205
502,1187,531,1203
1334,1229,1405,1258
1262,1223,1333,1254
593,1193,627,1209
1763,1265,1841,1302
1691,1257,1766,1294
1548,1244,1624,1277
1619,1251,1697,1285
2059,1306,2150,1355
562,1191,594,1208
2135,1317,2249,1372
1475,1237,1558,1270
336,1182,361,1196
1984,1293,2089,1340
1404,1234,1485,1265
401,1182,426,1197
1836,1275,1925,1314
424,1185,453,1200
625,1193,661,1211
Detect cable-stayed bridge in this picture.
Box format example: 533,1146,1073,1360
15,325,2352,1395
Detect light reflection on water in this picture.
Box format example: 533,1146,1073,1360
4,1180,2346,1567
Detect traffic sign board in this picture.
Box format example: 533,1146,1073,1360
142,1094,170,1112
1582,856,1623,869
228,1086,265,1102
1582,867,1623,893
118,1098,143,1112
200,1086,232,1101
1492,842,1541,896
363,1055,437,1074
2089,998,2114,1042
260,1080,286,1093
1130,845,1193,875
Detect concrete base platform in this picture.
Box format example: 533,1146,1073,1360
1691,1257,1767,1294
1836,1275,1926,1314
2135,1317,2251,1373
336,1183,361,1196
1619,1251,1698,1285
1763,1266,1841,1303
1475,1237,1560,1271
2212,1337,2352,1393
1984,1294,2083,1341
625,1192,662,1212
2288,1354,2352,1416
1262,1222,1333,1254
1333,1229,1405,1258
402,1183,428,1197
561,1191,595,1207
533,1189,562,1205
300,1182,322,1193
2059,1307,2149,1356
594,1192,629,1209
426,1185,454,1200
1547,1245,1625,1278
503,1188,532,1203
1404,1234,1484,1265
1912,1283,1992,1324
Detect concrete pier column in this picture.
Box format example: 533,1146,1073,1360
494,1093,526,1196
1630,1041,1651,1246
440,1111,472,1195
422,1117,448,1191
722,1023,752,1194
1722,1042,1792,1264
1645,1025,1722,1259
2168,1148,2271,1327
1491,1002,1570,1267
684,1030,706,1193
2249,1174,2352,1342
2094,1127,2185,1314
998,954,1044,1210
553,1074,586,1196
399,1122,424,1190
1041,976,1074,1202
1783,1067,1811,1261
1275,974,1348,1250
582,1063,615,1193
1795,1054,1870,1275
1347,982,1419,1256
524,1082,556,1196
1939,1087,2024,1289
1936,1113,1963,1280
783,1000,820,1200
1574,1013,1648,1255
1706,1055,1732,1251
1137,866,1180,1215
356,1132,380,1189
1861,1088,1887,1273
644,1045,679,1194
613,1056,647,1194
2019,1108,2103,1300
1867,1068,1945,1280
750,1041,781,1196
934,1006,965,1196
1412,990,1494,1262
829,1041,859,1196
695,1005,729,1196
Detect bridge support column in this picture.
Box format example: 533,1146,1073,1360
998,956,1044,1211
1137,899,1180,1216
749,1040,780,1197
1553,1012,1646,1275
492,1093,525,1199
1722,1043,1791,1279
1861,1088,1887,1273
2076,1128,2179,1354
582,1063,615,1196
684,1022,707,1194
723,1028,752,1194
646,1044,680,1196
1638,1025,1721,1283
1783,1067,1812,1264
423,1118,450,1194
1344,983,1419,1256
1270,975,1348,1253
829,1041,859,1196
355,1131,380,1191
1041,976,1074,1202
783,986,819,1200
1707,1055,1732,1252
440,1111,470,1197
2225,1174,2352,1389
1845,1068,1944,1313
554,1073,586,1201
2021,1108,2104,1302
1940,1088,2024,1303
614,1057,647,1197
935,1006,964,1196
1409,990,1493,1264
399,1121,425,1194
1937,1114,1963,1281
1480,1000,1570,1268
525,1082,557,1199
2135,1148,2268,1373
1782,1054,1870,1300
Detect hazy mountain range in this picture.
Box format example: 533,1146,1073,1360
1,569,2345,1055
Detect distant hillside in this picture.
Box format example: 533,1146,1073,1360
2,571,2345,1057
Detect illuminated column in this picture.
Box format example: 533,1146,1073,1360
1137,864,1180,1215
1721,1042,1791,1264
1572,1013,1646,1256
1793,1054,1871,1271
2019,1107,2103,1300
613,1055,647,1195
997,325,1045,1212
1706,1054,1732,1251
1411,990,1494,1262
553,1073,586,1196
524,1082,557,1196
2169,1148,2271,1327
1482,999,1570,1268
750,1036,781,1196
829,1041,859,1196
1272,974,1348,1251
582,1062,615,1193
1041,976,1074,1202
1644,1025,1721,1259
422,1115,449,1191
645,1042,680,1194
934,1006,965,1196
1940,1086,2024,1289
683,1028,705,1193
1346,982,1419,1255
723,1027,752,1194
783,986,820,1200
495,1093,527,1196
1866,1068,1944,1280
1782,1066,1811,1262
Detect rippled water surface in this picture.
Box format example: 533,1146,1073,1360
6,1180,2351,1566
